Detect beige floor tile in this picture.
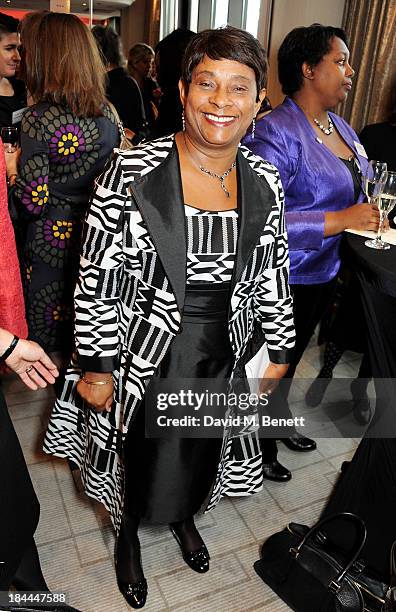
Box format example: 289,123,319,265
29,461,72,545
333,360,360,378
328,449,357,469
299,344,322,370
294,359,320,379
196,498,256,556
277,445,324,471
305,418,366,440
263,461,334,512
231,488,289,542
157,551,249,609
339,350,363,364
325,471,341,486
53,458,103,535
284,499,325,527
75,530,110,566
12,415,50,465
175,577,269,611
316,437,358,458
288,375,317,401
8,396,54,420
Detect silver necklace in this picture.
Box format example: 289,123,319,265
313,115,334,136
199,161,236,198
183,134,236,198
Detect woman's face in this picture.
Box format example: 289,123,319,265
180,55,264,149
0,32,20,79
309,36,354,107
134,55,153,79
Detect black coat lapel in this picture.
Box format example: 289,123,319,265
129,144,187,313
233,150,274,288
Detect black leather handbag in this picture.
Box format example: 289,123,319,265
254,513,392,611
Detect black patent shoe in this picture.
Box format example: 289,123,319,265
262,460,291,482
170,526,210,573
281,433,317,452
117,578,148,609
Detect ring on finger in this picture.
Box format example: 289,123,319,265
25,365,34,374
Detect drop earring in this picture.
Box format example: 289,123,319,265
182,109,186,131
251,117,256,139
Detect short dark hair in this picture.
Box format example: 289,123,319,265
0,11,19,40
92,24,124,68
181,26,267,101
278,24,348,96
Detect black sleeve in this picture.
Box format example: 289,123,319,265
108,77,144,134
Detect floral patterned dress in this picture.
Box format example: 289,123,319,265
15,102,119,353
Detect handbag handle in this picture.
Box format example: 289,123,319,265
106,101,127,141
289,512,367,593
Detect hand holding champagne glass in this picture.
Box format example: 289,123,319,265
365,171,396,250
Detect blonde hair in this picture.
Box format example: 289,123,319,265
20,11,106,117
127,43,154,71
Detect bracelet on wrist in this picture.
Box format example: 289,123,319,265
81,374,112,386
0,335,19,362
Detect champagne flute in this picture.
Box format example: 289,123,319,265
363,160,387,204
1,126,19,153
365,171,396,250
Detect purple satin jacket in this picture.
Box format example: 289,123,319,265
243,97,369,284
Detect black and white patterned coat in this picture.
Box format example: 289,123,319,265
44,135,295,530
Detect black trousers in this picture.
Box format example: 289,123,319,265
0,386,40,589
262,280,337,463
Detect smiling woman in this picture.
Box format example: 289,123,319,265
44,26,296,610
176,26,267,208
0,12,26,128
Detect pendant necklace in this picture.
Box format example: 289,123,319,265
183,134,236,198
313,115,334,136
199,162,236,197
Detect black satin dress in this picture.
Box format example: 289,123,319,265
124,205,238,523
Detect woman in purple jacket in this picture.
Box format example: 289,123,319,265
243,24,379,478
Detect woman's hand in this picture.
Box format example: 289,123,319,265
259,362,289,396
76,371,114,413
5,147,20,178
343,203,381,231
325,203,380,236
0,330,59,390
